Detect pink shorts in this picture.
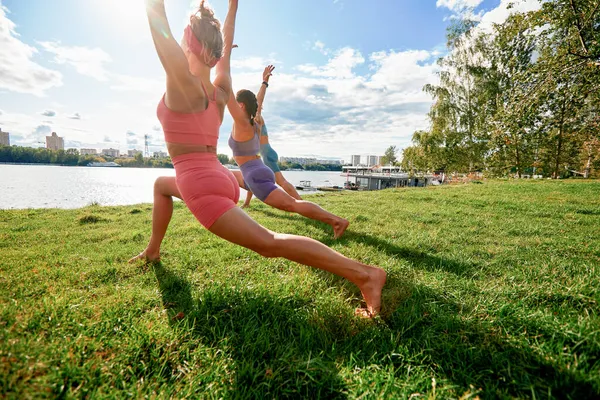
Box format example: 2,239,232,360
172,153,240,228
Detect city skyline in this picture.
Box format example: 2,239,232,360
0,127,359,163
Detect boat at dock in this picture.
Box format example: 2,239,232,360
295,180,314,191
342,165,434,190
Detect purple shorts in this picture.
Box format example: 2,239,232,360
239,159,278,201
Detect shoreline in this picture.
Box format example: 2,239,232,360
0,162,175,169
0,162,342,172
0,190,328,212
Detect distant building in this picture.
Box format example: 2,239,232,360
46,132,64,151
80,148,97,156
316,159,342,165
128,149,142,157
351,155,361,166
279,157,317,166
377,156,384,165
0,129,9,146
367,155,378,167
153,151,168,158
102,148,120,157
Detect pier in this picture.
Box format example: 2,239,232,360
342,166,435,190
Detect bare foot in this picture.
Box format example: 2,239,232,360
332,217,350,239
355,267,387,318
128,248,160,264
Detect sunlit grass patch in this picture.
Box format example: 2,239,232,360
1,180,599,398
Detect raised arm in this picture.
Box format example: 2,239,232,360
214,0,239,98
145,0,190,80
227,88,250,124
256,65,274,119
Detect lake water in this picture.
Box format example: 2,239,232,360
0,164,348,209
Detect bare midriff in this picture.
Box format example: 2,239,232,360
166,142,218,158
233,154,260,167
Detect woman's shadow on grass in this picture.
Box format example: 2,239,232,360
152,261,349,398
152,262,598,399
254,208,478,277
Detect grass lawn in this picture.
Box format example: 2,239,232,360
1,180,599,399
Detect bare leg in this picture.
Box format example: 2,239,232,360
129,176,181,263
263,189,349,239
230,169,254,208
230,170,245,189
275,172,302,200
209,208,386,316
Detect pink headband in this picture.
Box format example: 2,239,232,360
184,25,220,68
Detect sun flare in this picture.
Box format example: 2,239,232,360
92,0,148,39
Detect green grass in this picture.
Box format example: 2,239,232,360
1,180,599,399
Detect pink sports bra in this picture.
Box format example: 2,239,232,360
157,82,221,146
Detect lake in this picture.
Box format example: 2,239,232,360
0,164,348,209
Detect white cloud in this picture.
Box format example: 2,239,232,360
313,41,330,56
0,5,62,96
3,37,437,158
221,45,440,159
33,40,165,97
437,0,484,12
369,50,438,93
477,0,541,32
38,41,112,81
297,47,365,79
231,56,280,71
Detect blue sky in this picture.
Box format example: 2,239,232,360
0,0,539,161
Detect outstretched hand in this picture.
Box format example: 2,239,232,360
263,65,275,82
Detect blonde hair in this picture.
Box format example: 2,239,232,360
189,1,223,60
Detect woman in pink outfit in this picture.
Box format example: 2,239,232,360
131,0,386,317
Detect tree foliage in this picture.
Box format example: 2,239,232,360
217,154,230,165
381,145,398,165
0,146,173,168
403,0,600,178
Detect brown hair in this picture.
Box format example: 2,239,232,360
189,1,223,60
236,90,258,125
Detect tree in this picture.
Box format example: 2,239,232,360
401,145,427,175
134,152,144,166
487,13,539,178
403,17,496,174
395,1,600,178
217,154,229,165
525,0,600,178
381,145,398,165
425,18,494,173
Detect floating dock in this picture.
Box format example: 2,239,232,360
342,166,434,190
